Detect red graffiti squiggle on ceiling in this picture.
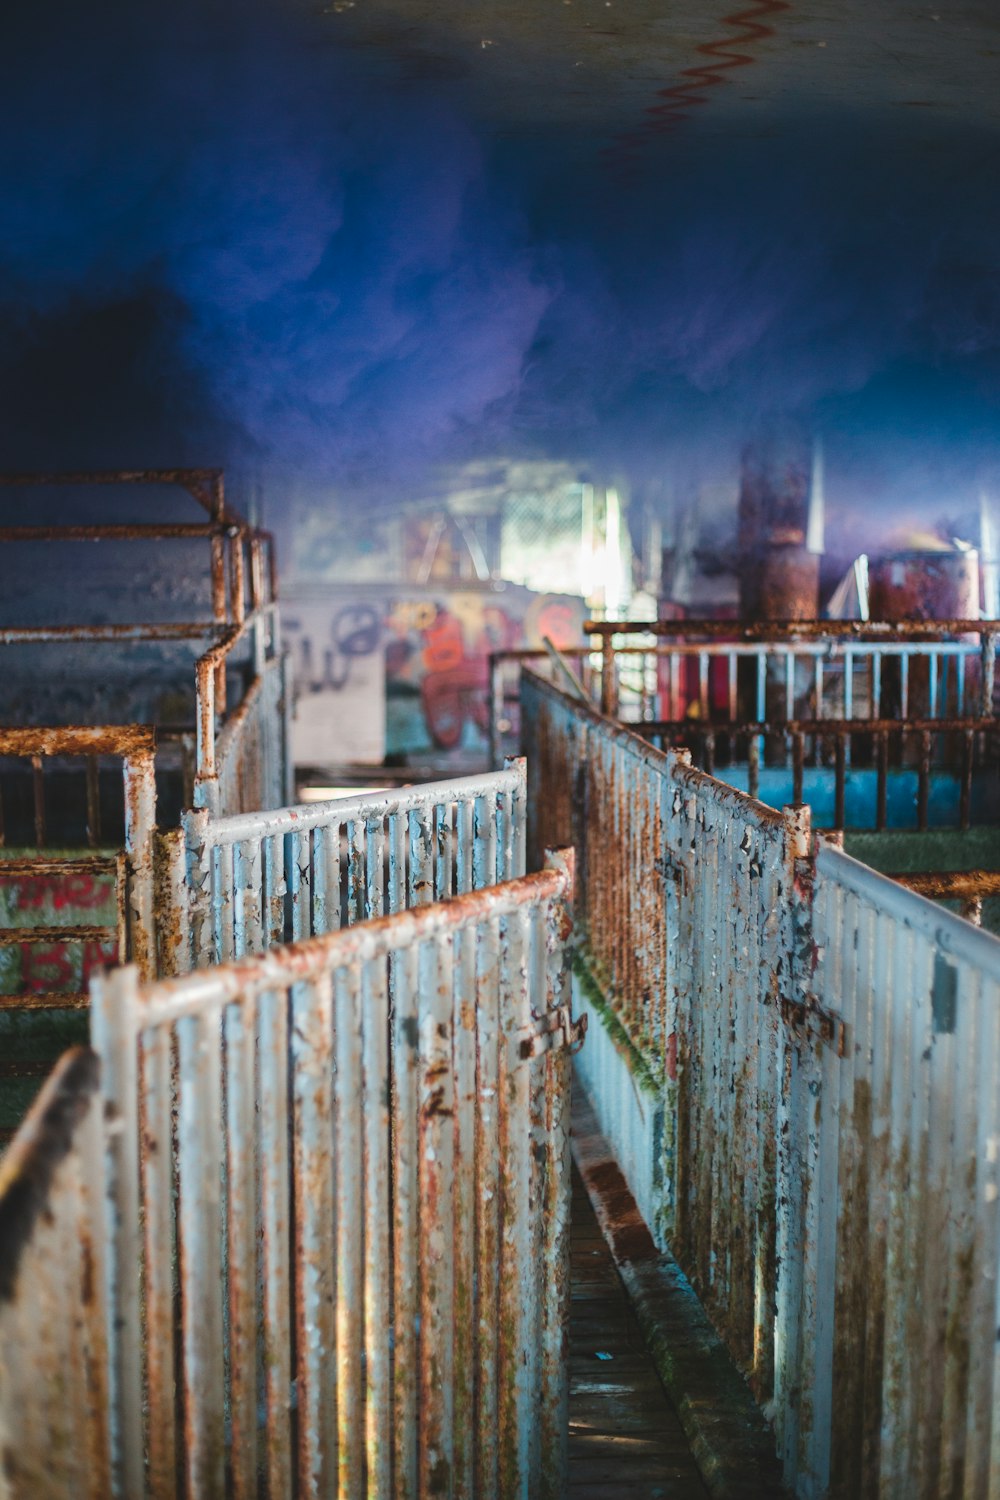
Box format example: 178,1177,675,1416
602,0,792,170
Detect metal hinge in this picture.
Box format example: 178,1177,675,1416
516,1005,588,1061
780,995,847,1057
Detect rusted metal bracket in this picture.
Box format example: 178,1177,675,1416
780,994,847,1057
517,1005,588,1060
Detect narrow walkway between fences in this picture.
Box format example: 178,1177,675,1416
569,1163,710,1500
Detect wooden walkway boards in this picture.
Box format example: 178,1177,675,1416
568,1165,711,1500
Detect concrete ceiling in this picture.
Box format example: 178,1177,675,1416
324,1,1000,156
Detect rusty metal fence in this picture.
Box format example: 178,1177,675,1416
582,616,999,722
491,620,999,759
523,666,1000,1499
0,470,289,822
495,620,1000,831
0,856,579,1500
0,470,290,1014
0,726,157,989
165,759,527,974
780,844,1000,1498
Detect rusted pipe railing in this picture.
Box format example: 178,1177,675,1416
488,623,998,766
0,725,157,983
190,604,283,815
637,713,993,830
583,616,1000,641
890,867,1000,925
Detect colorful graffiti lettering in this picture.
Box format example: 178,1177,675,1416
417,603,520,750
7,873,114,911
16,938,118,995
0,867,119,998
290,602,382,692
286,586,587,760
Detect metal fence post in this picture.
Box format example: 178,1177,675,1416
194,656,220,814
281,647,295,806
183,806,214,969
981,628,997,717
123,743,157,981
600,632,618,718
774,801,836,1493
89,964,144,1500
506,755,528,877
489,652,505,769
155,825,191,977
539,848,575,1499
660,748,691,1240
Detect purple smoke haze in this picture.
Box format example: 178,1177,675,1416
2,0,1000,547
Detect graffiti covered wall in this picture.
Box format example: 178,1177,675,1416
283,582,586,767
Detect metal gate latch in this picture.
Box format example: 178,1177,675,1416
516,1005,588,1060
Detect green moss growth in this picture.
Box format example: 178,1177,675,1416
571,946,662,1099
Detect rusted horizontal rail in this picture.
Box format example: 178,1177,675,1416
0,991,89,1010
0,725,155,757
0,925,117,945
203,761,525,845
0,469,277,581
150,862,564,1023
584,617,999,640
0,523,224,541
640,713,994,737
490,646,588,663
0,467,223,487
0,623,225,644
493,639,987,664
892,868,1000,899
0,856,118,876
501,640,986,662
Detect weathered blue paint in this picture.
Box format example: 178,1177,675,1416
522,664,1000,1500
714,765,1000,829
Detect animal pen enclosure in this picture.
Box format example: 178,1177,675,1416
0,755,581,1500
523,665,1000,1498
